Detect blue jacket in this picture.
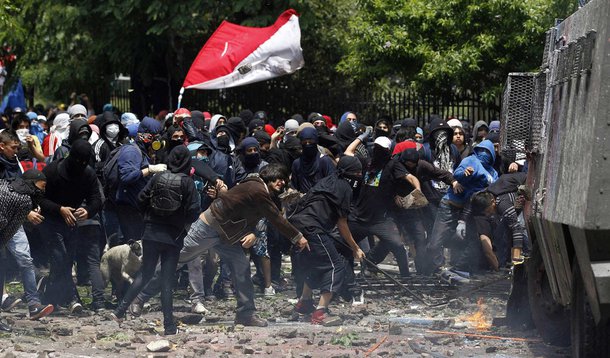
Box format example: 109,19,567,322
444,140,498,206
116,144,150,207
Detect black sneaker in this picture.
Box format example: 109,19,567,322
29,303,54,320
164,325,178,335
0,320,11,332
129,299,143,317
91,301,106,313
1,295,22,312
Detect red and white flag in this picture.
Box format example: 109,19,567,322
182,9,304,91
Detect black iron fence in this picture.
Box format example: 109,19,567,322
105,77,500,127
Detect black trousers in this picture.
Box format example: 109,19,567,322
393,209,427,273
116,204,144,243
76,225,106,304
349,219,410,277
116,239,181,329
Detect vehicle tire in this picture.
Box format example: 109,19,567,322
526,241,570,346
571,261,610,358
506,263,534,329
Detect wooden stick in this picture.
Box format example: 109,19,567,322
364,335,388,357
425,330,542,342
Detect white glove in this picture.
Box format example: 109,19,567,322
148,164,167,174
456,220,467,240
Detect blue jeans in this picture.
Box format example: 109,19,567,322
4,226,41,306
425,200,462,274
138,218,256,318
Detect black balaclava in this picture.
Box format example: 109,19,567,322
64,139,92,176
298,127,319,176
371,144,391,170
166,125,184,151
239,137,261,170
374,119,391,138
337,155,363,189
167,145,192,175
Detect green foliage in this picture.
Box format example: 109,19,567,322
331,332,359,347
338,0,576,98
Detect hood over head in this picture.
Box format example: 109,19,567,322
68,119,91,144
167,145,192,175
191,111,205,131
209,114,226,133
473,139,496,167
472,120,489,139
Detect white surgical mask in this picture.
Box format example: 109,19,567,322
16,128,29,144
106,124,120,140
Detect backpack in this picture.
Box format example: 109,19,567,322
150,172,185,216
101,145,125,202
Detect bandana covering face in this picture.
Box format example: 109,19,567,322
432,130,454,191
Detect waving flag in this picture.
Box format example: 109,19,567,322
182,9,304,91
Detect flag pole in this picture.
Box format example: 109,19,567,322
177,87,184,109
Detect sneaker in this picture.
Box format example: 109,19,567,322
263,286,276,296
234,314,268,327
351,291,365,306
108,311,123,324
91,301,106,313
69,301,83,315
129,299,144,317
294,299,316,315
29,303,54,320
0,320,11,332
1,295,22,312
191,301,209,314
164,325,178,335
311,308,343,326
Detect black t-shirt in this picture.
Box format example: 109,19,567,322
350,158,406,223
289,175,352,236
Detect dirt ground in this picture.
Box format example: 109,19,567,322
0,265,570,358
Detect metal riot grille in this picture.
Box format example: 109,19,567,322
500,73,536,158
529,72,547,153
541,28,554,69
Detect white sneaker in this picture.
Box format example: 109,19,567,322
352,291,365,306
191,301,209,314
264,286,276,296
69,301,83,314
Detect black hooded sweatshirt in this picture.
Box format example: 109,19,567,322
51,119,92,162
40,140,102,222
137,145,201,246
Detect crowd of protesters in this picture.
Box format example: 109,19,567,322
0,102,530,334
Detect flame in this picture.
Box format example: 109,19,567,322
463,298,492,331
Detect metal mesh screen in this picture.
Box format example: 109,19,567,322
500,73,536,158
529,72,547,153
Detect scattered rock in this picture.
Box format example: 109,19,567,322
243,346,255,354
115,342,131,348
485,346,498,353
264,338,278,346
210,337,219,344
278,328,298,338
53,327,73,336
131,335,146,344
146,339,172,352
237,334,252,344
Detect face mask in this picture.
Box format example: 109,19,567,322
375,128,389,138
169,139,183,149
372,146,391,166
342,173,361,190
217,136,230,149
16,129,29,144
106,124,120,139
244,152,261,169
301,143,318,160
194,154,209,163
